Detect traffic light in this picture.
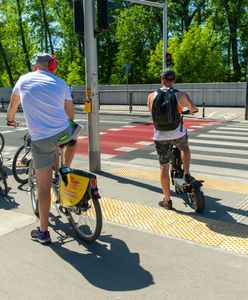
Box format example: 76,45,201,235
97,0,115,33
73,0,84,36
166,52,172,66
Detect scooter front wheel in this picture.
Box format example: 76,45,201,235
189,188,205,213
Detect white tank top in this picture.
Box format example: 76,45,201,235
153,87,186,141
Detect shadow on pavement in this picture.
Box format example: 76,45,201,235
173,193,248,238
98,171,248,238
0,193,19,210
97,170,177,196
49,220,154,291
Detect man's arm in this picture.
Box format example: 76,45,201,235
176,91,198,114
64,99,74,121
6,92,21,127
147,92,155,112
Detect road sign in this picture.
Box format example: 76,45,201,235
125,64,130,71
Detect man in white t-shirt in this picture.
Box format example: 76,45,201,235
147,68,198,210
7,53,82,244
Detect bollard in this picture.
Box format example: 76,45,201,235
202,98,205,118
129,92,133,113
1,98,4,111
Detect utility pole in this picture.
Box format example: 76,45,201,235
83,0,101,172
127,1,167,69
245,57,248,120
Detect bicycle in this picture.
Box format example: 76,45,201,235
170,110,205,213
28,139,103,242
0,134,8,196
12,133,31,184
0,132,4,153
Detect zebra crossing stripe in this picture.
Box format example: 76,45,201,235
190,164,247,179
216,127,248,131
197,134,248,141
190,145,248,156
189,139,248,148
192,153,248,165
207,130,248,136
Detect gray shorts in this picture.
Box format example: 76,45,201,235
31,124,82,169
154,134,188,165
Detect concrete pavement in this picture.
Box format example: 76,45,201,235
0,107,248,299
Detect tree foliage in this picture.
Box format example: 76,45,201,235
0,0,247,87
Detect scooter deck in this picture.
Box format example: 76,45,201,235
174,178,184,186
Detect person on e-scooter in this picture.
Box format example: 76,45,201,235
147,68,198,210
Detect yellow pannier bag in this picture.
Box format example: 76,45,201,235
59,169,90,207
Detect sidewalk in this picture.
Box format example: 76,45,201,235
75,104,247,121
1,151,248,299
0,108,248,299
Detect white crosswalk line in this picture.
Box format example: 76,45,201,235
192,153,248,165
197,133,248,141
190,145,248,156
208,130,248,136
217,127,248,131
189,139,248,148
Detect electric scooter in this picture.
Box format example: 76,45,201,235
170,111,205,213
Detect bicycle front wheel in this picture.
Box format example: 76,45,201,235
66,192,102,243
0,169,8,196
28,160,39,217
0,133,5,153
12,145,31,184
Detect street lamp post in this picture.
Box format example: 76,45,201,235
127,0,167,69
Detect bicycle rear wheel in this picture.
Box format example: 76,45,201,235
28,160,39,217
0,168,8,196
66,191,102,242
0,133,5,153
12,145,31,184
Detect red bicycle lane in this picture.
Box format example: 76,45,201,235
76,118,217,156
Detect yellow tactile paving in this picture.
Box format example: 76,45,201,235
100,198,248,255
108,167,248,194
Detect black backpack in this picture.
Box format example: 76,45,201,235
152,88,181,131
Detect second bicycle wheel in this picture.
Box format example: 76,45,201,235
0,133,5,154
0,169,8,196
12,145,31,184
66,191,102,242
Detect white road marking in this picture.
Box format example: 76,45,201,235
197,134,248,141
135,141,153,146
189,139,248,148
115,147,138,152
190,145,248,156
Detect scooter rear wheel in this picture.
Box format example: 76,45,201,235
189,188,205,213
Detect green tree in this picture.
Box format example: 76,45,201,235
148,20,227,83
110,5,161,84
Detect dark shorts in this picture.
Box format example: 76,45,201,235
31,124,82,169
154,134,188,165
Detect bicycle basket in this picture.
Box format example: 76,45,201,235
59,169,90,206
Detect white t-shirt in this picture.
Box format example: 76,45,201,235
153,87,186,141
13,70,72,140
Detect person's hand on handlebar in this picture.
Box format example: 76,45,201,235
6,119,19,127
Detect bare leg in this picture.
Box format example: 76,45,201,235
160,163,171,201
35,165,53,232
54,148,60,175
64,143,77,166
181,145,191,175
